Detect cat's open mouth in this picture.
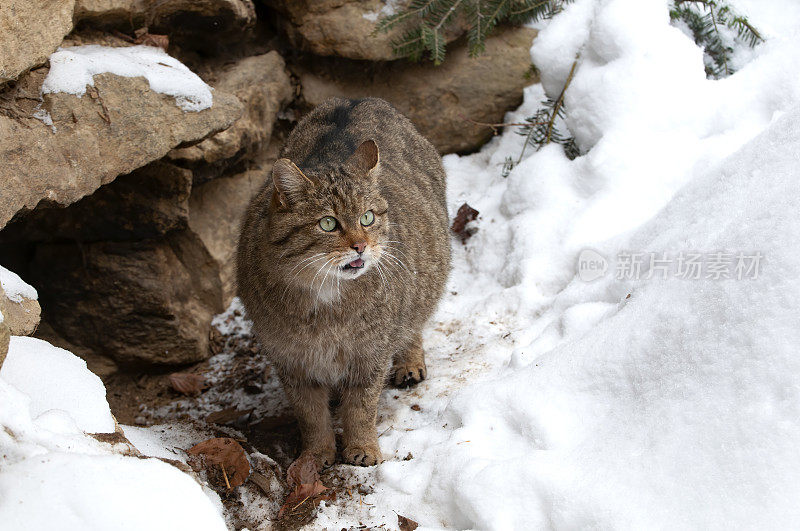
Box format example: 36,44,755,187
342,258,364,271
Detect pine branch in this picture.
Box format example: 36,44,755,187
376,0,571,63
670,0,763,78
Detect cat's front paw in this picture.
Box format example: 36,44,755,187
342,444,382,467
304,443,336,469
390,361,427,388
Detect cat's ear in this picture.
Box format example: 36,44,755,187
272,158,314,207
346,139,380,178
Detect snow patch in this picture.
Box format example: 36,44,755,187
1,336,116,434
362,0,400,22
0,337,227,529
42,45,214,112
0,453,227,531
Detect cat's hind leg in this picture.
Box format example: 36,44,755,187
390,335,427,387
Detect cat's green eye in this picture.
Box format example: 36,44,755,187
360,210,375,227
319,216,338,232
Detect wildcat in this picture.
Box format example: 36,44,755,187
236,97,450,467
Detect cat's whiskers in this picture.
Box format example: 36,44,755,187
374,260,389,291
284,252,327,280
381,242,414,262
379,248,411,274
280,253,329,302
311,257,339,309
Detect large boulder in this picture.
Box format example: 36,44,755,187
0,67,241,230
263,0,465,61
295,26,538,154
30,233,220,367
0,0,75,84
168,52,293,182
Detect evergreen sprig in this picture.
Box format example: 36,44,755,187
502,55,579,177
375,0,570,64
670,0,763,78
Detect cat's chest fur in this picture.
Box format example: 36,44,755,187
256,286,396,385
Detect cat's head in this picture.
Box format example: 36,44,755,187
267,140,391,290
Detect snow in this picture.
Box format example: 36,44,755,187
0,265,38,303
1,336,115,433
308,0,800,528
0,334,227,530
362,0,400,22
42,45,214,112
0,453,226,531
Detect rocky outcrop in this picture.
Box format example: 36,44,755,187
0,68,241,230
296,26,538,153
28,158,273,367
0,0,76,84
169,52,293,181
263,0,465,61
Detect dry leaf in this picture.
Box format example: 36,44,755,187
278,453,333,518
287,452,319,489
187,437,250,488
248,471,274,495
206,407,254,425
451,203,479,243
168,372,206,396
398,514,419,531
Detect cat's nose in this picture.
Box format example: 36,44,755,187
351,241,367,254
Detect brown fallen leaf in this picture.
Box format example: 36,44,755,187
398,514,419,531
168,372,207,396
451,203,479,243
187,437,250,489
206,407,254,425
278,453,334,518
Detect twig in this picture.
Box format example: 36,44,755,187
290,495,313,513
221,463,232,490
545,53,579,145
458,113,549,134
